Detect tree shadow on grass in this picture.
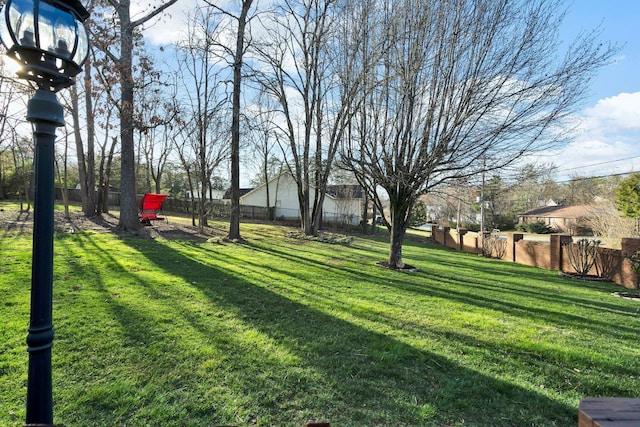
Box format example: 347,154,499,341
397,268,639,338
241,235,639,341
0,209,33,239
93,235,580,426
397,238,640,318
242,237,640,373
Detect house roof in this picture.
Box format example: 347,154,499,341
325,184,363,199
223,188,254,199
519,205,593,219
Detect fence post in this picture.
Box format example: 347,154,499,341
550,234,572,271
621,238,640,289
442,227,450,247
506,233,523,262
457,229,467,252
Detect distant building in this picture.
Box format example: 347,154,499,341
518,205,595,234
240,172,364,225
222,188,254,200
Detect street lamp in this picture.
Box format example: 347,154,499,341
0,0,89,425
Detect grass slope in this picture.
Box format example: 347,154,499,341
1,214,639,426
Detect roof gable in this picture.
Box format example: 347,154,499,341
325,184,363,199
223,188,254,199
520,205,592,219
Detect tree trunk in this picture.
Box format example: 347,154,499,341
371,202,377,234
97,152,105,215
273,174,281,221
113,0,177,230
70,85,88,213
311,192,325,236
198,174,207,233
102,137,117,214
0,159,4,200
388,193,412,269
54,133,70,219
299,185,312,235
84,58,96,216
389,225,406,269
389,215,408,269
116,2,140,232
361,191,368,232
263,164,270,219
155,171,161,194
227,0,253,241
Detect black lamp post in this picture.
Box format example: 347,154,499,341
0,0,89,425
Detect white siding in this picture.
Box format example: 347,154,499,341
240,173,361,224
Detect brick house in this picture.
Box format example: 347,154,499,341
518,204,595,234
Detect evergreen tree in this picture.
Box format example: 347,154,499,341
615,173,640,234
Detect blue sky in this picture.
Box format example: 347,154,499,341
141,0,640,183
561,0,640,105
550,0,640,180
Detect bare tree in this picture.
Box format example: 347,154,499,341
147,116,179,195
91,47,120,214
64,2,102,218
82,54,97,216
341,0,618,268
54,128,71,219
97,0,178,232
254,0,373,236
11,134,33,210
585,199,636,241
0,58,26,200
247,90,281,214
133,53,179,195
173,7,230,232
200,0,256,241
67,81,97,216
64,38,117,218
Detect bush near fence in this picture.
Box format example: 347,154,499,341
432,226,639,289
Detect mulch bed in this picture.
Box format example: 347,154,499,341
555,272,640,300
612,292,640,301
558,272,611,282
375,261,419,272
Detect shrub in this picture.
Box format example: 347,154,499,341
482,231,507,259
515,220,556,234
624,250,640,288
486,215,516,231
562,238,600,277
460,222,480,232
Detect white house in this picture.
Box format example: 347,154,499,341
240,172,363,225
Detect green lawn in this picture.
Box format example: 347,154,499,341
1,208,638,426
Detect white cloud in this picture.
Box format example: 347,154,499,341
134,0,200,46
582,92,640,133
136,0,254,46
549,92,640,178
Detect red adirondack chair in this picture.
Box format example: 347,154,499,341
139,193,168,225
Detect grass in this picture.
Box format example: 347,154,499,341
1,205,639,426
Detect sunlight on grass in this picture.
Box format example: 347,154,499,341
1,215,639,426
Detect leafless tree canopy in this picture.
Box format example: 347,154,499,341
339,0,618,268
173,6,231,232
252,0,377,235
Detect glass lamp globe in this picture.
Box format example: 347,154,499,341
0,0,89,88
